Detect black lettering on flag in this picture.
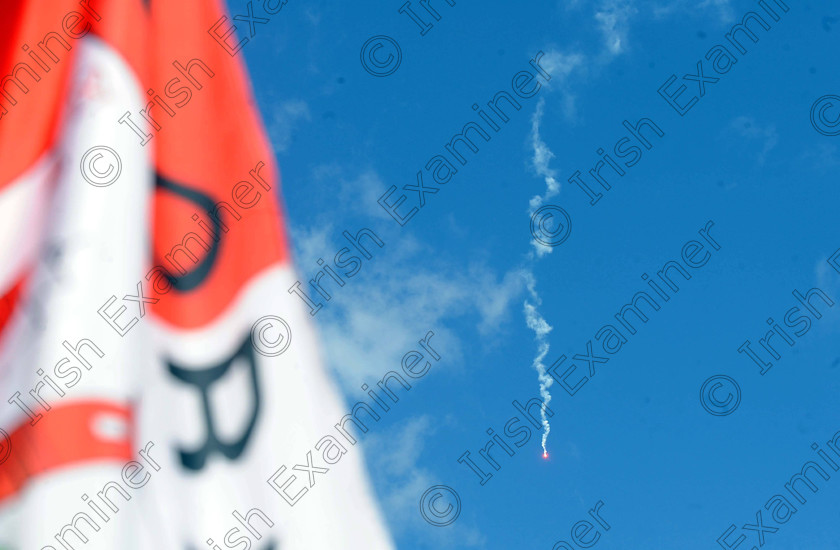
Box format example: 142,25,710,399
155,173,222,292
167,336,261,470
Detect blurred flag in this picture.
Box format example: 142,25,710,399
0,1,393,548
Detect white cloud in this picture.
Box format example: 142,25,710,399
305,166,394,221
287,168,525,547
290,221,334,268
287,168,526,395
312,249,526,394
652,0,734,25
728,116,779,165
539,50,586,121
697,0,735,24
815,257,840,333
337,170,395,221
799,143,840,174
269,99,311,153
364,416,486,547
541,50,586,83
595,0,637,56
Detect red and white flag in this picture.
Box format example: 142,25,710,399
0,1,394,548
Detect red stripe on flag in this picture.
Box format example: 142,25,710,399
0,277,25,337
146,0,289,330
0,401,133,502
0,0,78,189
87,0,149,82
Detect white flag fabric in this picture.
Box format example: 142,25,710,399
0,1,394,549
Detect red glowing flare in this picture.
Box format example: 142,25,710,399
543,451,549,459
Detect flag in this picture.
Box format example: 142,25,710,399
0,1,394,548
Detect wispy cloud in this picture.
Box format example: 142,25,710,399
799,143,840,175
288,168,525,393
699,0,735,22
268,99,311,153
815,257,840,333
365,417,486,547
289,168,523,543
727,116,779,166
537,50,586,121
652,0,735,25
541,50,586,82
595,0,637,56
309,250,525,393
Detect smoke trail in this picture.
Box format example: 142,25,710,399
528,98,560,258
523,96,561,455
530,98,559,205
523,272,553,455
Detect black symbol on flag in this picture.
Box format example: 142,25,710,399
167,336,261,470
155,174,222,292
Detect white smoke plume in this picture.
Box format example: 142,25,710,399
522,97,562,456
523,272,554,455
528,98,560,258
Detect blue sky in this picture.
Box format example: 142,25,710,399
232,0,840,548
